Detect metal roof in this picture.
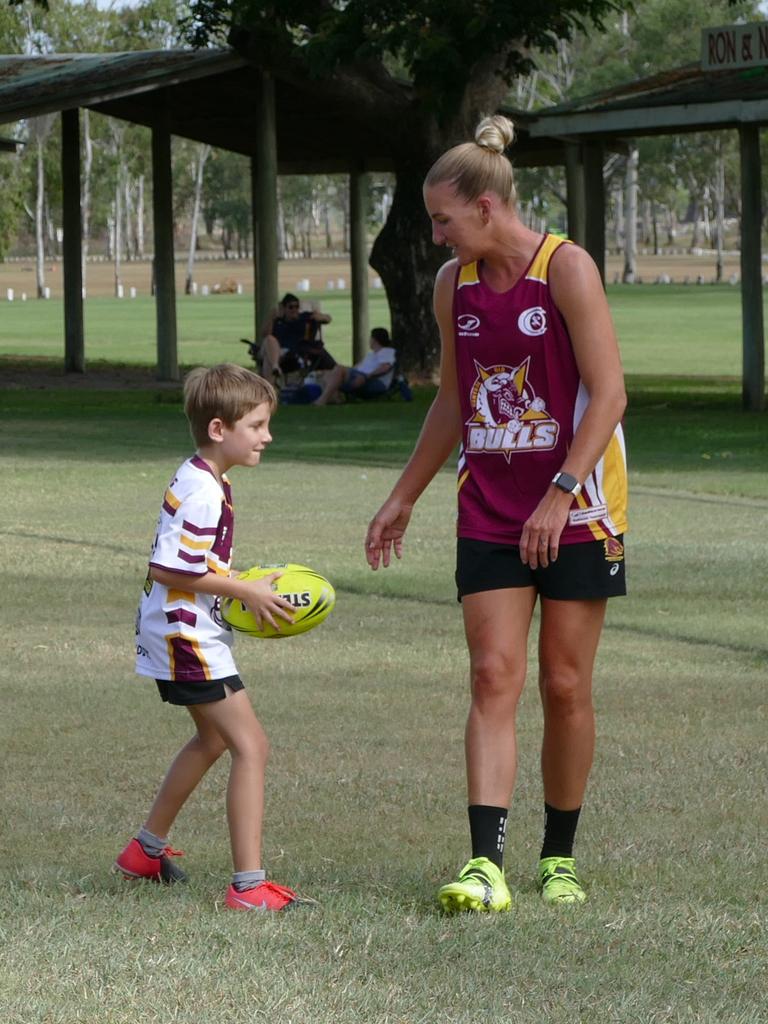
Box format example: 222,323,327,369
530,62,768,138
0,49,567,172
0,49,245,123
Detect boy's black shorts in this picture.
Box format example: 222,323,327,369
456,536,626,602
155,674,245,706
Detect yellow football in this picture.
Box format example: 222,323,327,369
221,563,335,639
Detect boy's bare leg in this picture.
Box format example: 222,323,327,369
143,713,228,839
187,689,270,872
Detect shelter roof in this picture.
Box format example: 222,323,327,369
0,49,567,172
530,62,768,138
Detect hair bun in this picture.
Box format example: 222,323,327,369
475,115,515,154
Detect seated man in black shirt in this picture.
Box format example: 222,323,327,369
260,293,335,382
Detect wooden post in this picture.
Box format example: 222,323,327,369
253,72,278,341
251,157,260,339
582,140,606,285
350,167,370,363
739,124,765,412
61,108,84,374
564,142,586,248
151,95,178,382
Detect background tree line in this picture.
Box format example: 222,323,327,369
0,0,761,307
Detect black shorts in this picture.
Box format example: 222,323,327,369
280,348,336,373
155,674,245,706
456,536,627,602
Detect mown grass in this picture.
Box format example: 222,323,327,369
1,379,766,1023
0,283,766,377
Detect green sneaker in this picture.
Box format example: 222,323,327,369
437,856,512,914
538,856,587,905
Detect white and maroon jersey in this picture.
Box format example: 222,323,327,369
135,455,236,682
453,233,628,546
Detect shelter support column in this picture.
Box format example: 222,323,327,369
582,141,605,285
61,108,84,374
738,124,765,412
350,167,369,364
564,142,586,248
252,71,278,343
151,95,178,382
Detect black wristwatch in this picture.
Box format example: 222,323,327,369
552,471,582,497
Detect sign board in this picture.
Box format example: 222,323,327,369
702,22,768,70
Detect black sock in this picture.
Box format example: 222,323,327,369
468,805,508,868
540,802,581,859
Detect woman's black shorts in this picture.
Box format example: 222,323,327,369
456,536,626,602
155,674,245,706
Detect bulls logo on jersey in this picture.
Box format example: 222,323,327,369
465,357,559,460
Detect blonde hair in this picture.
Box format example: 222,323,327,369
424,115,517,207
183,363,277,447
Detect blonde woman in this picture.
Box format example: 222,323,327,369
365,116,628,912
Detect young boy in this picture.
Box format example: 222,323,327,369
116,363,301,911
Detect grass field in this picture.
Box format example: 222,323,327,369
0,266,765,378
1,377,766,1023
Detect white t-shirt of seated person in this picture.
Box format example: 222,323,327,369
354,347,396,389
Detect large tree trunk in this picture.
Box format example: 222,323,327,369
370,158,445,375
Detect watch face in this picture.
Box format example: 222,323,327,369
555,472,579,494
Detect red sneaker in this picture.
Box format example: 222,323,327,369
114,838,187,884
225,880,299,911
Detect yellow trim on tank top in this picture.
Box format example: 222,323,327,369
526,234,572,284
457,262,480,288
600,432,629,532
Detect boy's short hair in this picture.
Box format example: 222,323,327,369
183,363,277,447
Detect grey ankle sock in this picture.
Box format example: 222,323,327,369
232,869,266,892
137,827,168,859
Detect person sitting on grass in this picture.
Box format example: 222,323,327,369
260,292,335,385
313,327,396,406
116,363,307,912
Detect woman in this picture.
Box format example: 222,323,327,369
365,115,628,912
313,327,396,405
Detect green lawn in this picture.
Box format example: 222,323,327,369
1,383,766,1023
0,283,764,377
